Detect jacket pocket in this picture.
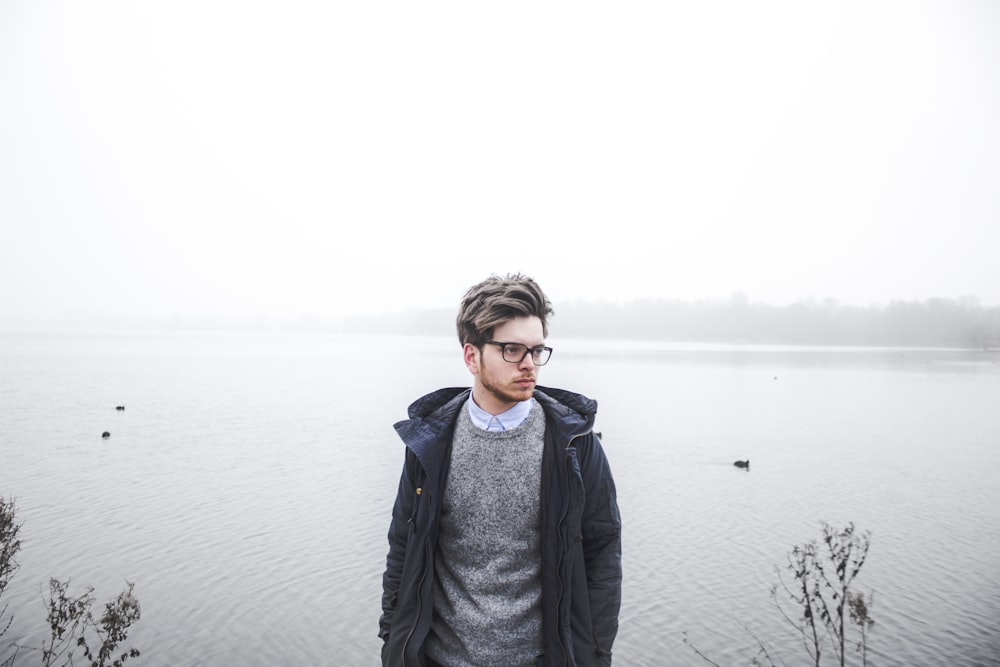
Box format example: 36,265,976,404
564,447,585,539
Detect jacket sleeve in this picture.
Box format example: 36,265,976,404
379,450,419,646
580,433,622,662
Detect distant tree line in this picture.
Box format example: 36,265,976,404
554,294,1000,348
335,295,1000,349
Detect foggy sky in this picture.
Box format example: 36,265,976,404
2,2,999,331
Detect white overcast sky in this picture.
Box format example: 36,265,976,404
2,1,999,329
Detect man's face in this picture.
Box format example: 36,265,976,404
464,315,545,415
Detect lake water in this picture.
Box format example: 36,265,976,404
1,331,999,666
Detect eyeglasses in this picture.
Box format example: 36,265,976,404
484,341,554,366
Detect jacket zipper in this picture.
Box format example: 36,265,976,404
400,536,430,666
401,484,428,667
555,432,584,665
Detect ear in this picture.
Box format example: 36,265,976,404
463,343,481,375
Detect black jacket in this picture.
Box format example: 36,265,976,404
379,386,622,666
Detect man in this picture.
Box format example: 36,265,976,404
379,273,622,666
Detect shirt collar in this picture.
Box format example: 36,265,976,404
467,395,534,431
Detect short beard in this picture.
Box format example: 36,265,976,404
478,359,532,408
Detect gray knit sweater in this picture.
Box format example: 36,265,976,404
425,400,545,666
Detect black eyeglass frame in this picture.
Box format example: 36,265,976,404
483,341,554,366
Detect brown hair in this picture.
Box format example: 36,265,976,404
456,273,553,347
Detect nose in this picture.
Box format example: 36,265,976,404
518,353,536,369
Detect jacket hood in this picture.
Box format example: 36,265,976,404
404,386,471,421
394,385,597,459
401,386,597,424
534,385,597,420
393,388,470,469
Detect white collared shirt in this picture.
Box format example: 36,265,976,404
467,395,534,431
